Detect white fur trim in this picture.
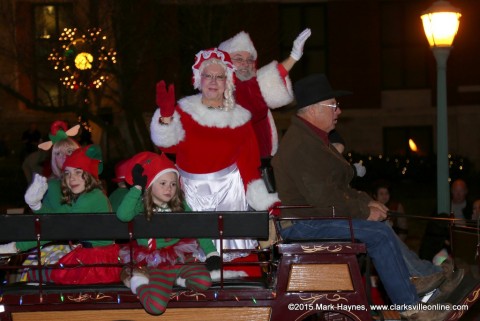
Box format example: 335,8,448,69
205,251,220,259
246,179,280,211
130,274,149,294
257,61,294,109
267,110,278,156
148,168,179,188
218,31,257,59
192,56,235,90
150,109,185,147
210,270,248,281
175,277,186,287
178,94,251,129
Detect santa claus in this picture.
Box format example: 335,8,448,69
218,29,311,192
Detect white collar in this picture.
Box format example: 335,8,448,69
178,94,251,128
154,205,171,212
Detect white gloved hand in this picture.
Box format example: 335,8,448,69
24,173,48,211
353,163,366,177
0,242,18,254
290,28,312,61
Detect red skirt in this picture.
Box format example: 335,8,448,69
50,244,121,284
224,253,262,277
119,239,200,267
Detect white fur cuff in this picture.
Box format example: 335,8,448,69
206,251,220,259
246,179,280,210
210,270,248,281
257,61,293,109
130,274,149,294
150,109,185,147
175,277,186,287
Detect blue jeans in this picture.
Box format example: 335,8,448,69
389,223,442,277
281,219,419,305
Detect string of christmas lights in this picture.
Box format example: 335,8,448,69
346,151,468,183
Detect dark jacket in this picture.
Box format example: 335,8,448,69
272,116,371,219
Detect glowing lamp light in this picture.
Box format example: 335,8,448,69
421,1,461,214
421,1,461,47
409,139,418,152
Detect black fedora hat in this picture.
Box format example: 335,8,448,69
293,74,352,110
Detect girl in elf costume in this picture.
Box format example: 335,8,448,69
0,145,120,284
116,151,220,315
38,120,81,210
18,121,81,280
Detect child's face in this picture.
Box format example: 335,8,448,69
54,146,76,171
151,171,178,206
64,166,86,194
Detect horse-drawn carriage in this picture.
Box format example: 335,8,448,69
0,211,478,321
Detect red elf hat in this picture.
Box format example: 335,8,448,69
125,152,178,188
63,144,103,179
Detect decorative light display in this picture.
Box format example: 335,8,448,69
78,115,92,133
347,151,468,183
48,28,117,90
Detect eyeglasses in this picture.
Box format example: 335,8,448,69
201,73,227,82
231,57,255,65
319,102,340,112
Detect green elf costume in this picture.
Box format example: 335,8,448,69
108,158,130,211
19,121,81,280
38,120,81,210
0,145,121,284
116,151,221,315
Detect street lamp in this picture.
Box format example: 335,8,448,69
421,0,461,214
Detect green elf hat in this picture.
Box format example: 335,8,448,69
38,120,80,151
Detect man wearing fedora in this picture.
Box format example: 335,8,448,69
272,73,456,320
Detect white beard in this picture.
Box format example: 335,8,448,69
235,70,255,81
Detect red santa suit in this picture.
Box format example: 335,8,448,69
235,61,293,158
150,93,279,262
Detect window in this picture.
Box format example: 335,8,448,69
33,4,75,107
280,4,327,80
380,2,429,89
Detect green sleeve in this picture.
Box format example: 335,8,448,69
41,179,63,210
16,241,47,252
109,187,129,212
19,180,63,249
198,238,217,255
116,187,144,222
183,201,192,211
140,238,216,252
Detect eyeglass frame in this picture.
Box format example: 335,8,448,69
201,73,227,82
231,57,255,65
318,102,340,112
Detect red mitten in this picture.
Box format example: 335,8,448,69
268,202,282,217
156,80,176,118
